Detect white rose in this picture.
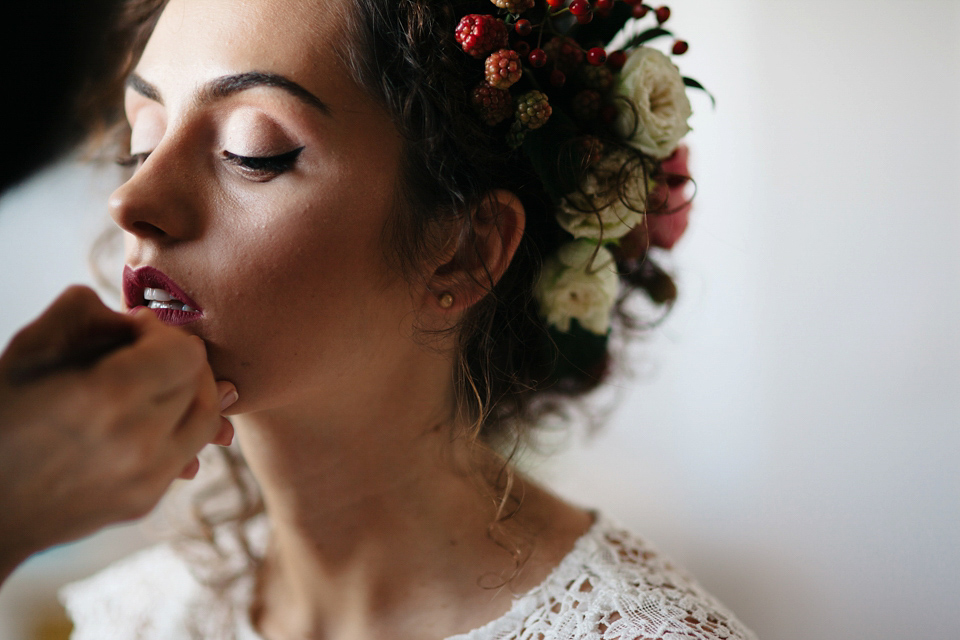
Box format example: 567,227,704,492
536,240,620,335
557,149,646,241
616,47,692,159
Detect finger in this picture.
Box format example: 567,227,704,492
94,323,208,402
178,457,200,480
167,365,222,464
211,418,234,446
217,381,239,412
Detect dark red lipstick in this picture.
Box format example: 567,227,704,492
123,265,203,326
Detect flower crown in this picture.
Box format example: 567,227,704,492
455,0,708,367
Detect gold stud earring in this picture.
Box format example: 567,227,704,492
438,293,454,309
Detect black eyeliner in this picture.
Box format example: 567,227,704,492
222,146,305,173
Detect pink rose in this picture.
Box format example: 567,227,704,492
647,144,692,249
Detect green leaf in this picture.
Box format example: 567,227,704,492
522,110,584,202
622,27,674,49
568,3,634,48
683,76,716,108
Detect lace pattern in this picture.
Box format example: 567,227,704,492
61,513,757,640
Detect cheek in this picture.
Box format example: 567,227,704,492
203,181,408,405
243,187,392,304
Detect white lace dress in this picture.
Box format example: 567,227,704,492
61,512,757,640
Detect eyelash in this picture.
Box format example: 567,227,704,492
222,147,305,178
114,147,305,179
115,152,150,168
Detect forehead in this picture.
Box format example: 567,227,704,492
138,0,349,106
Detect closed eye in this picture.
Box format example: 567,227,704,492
222,147,305,180
116,152,151,168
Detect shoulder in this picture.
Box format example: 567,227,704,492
515,514,758,640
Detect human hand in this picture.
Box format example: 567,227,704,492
0,286,237,583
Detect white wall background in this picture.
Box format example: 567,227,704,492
1,1,958,639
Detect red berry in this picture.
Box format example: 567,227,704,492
514,19,532,36
595,0,614,10
514,40,531,56
485,49,523,89
586,47,606,66
655,6,671,24
569,0,590,16
528,47,547,68
549,69,566,87
672,40,689,55
547,0,565,7
623,0,642,5
576,12,594,24
606,50,627,70
455,15,509,59
632,4,649,18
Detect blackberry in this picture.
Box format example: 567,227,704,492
543,36,583,73
577,64,614,92
485,49,523,90
491,0,535,14
514,90,552,130
572,90,601,120
471,84,513,126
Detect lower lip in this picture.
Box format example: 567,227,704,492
139,305,203,327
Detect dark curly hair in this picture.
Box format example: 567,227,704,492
94,0,689,607
335,0,683,445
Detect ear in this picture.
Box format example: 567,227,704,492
425,189,526,313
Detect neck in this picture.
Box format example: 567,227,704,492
232,395,534,639
228,350,593,640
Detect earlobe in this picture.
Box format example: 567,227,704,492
428,189,526,312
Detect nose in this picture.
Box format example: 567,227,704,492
108,146,203,243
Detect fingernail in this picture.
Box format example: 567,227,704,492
219,386,239,412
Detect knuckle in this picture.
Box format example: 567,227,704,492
59,284,98,303
112,440,158,478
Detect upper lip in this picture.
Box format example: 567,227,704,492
123,265,203,313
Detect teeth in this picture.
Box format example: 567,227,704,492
148,300,185,310
143,286,198,313
144,287,173,302
146,299,199,313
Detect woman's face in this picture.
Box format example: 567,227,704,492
113,0,416,414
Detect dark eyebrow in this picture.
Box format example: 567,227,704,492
126,71,331,116
127,74,163,105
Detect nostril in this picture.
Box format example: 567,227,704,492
131,220,168,239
